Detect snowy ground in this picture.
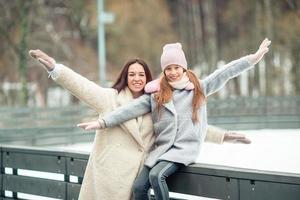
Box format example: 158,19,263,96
9,129,300,200
198,129,300,174
57,129,300,200
61,129,300,174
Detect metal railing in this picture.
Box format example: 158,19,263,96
0,145,88,200
207,96,300,129
1,96,300,147
1,145,300,200
0,96,299,129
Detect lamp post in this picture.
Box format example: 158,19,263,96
97,0,114,85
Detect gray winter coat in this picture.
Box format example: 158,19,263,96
103,56,252,167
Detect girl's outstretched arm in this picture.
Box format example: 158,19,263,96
78,94,152,130
201,38,271,96
103,94,151,127
247,38,271,65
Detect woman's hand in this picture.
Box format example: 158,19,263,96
223,132,251,144
77,119,105,131
248,38,271,65
29,49,56,71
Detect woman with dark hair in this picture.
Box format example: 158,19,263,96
29,49,250,200
112,59,152,95
29,50,154,200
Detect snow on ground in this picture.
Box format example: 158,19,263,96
11,129,299,200
61,129,300,174
198,129,300,174
54,129,300,200
197,129,300,174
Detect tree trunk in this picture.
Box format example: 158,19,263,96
202,0,217,73
191,0,203,67
291,46,300,95
18,1,31,106
264,0,274,96
252,0,263,96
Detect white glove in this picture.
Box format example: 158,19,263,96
248,38,271,65
77,119,106,131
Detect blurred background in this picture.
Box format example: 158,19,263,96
0,1,299,199
0,0,299,107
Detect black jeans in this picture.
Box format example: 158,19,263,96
132,160,182,200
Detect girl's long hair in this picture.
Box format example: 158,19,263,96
154,70,206,123
112,58,153,93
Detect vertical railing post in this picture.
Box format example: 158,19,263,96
0,146,4,198
64,154,69,200
78,177,83,184
12,167,18,198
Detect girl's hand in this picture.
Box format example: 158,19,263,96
77,119,105,131
224,132,251,144
248,38,271,65
29,49,56,71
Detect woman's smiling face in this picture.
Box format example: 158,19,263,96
127,63,147,98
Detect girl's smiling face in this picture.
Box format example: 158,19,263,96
164,64,184,82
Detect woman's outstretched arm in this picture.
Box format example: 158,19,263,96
29,49,114,113
205,125,251,144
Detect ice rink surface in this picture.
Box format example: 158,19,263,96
198,129,300,174
61,129,300,174
53,129,300,200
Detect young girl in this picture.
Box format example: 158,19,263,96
78,38,270,200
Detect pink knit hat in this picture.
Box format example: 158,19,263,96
160,43,187,71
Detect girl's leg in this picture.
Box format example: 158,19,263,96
149,161,182,200
132,166,151,200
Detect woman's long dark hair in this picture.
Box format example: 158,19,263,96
112,58,153,93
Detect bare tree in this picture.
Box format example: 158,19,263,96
0,1,34,105
263,0,274,96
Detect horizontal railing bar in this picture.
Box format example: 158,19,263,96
1,146,89,158
2,175,66,199
181,163,300,185
2,152,66,174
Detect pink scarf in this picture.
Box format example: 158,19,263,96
145,73,194,93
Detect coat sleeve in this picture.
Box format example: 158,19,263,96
49,64,115,113
103,94,151,128
201,56,253,96
204,125,225,144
